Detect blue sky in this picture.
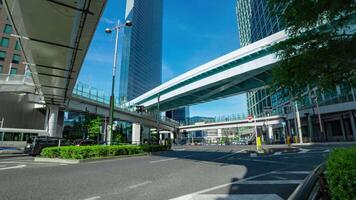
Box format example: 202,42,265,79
78,0,247,117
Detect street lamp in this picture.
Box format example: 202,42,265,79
105,20,132,145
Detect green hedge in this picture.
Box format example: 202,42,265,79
41,144,170,160
326,146,356,200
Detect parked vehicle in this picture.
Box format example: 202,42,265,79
238,139,249,145
25,136,70,156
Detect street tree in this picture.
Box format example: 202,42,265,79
268,0,356,96
88,116,102,142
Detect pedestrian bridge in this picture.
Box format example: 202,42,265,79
0,76,178,131
179,115,284,132
128,31,287,111
1,0,178,136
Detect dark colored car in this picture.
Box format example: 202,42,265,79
73,139,96,146
25,136,70,156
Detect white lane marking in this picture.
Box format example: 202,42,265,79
272,175,288,180
128,181,152,189
237,158,286,165
272,171,311,174
0,164,26,170
324,149,330,153
83,196,101,200
273,152,282,155
212,149,246,161
238,180,303,184
298,148,310,154
149,154,194,163
179,194,283,200
174,148,186,151
169,166,292,200
150,158,177,163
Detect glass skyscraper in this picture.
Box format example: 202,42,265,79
165,107,190,124
237,0,282,48
236,0,283,117
119,0,163,102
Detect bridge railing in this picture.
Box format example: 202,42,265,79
72,82,180,127
183,113,249,126
0,73,34,84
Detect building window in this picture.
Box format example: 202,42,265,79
15,40,21,50
0,50,6,61
0,37,9,47
3,24,12,34
0,65,3,74
12,54,21,64
10,67,17,75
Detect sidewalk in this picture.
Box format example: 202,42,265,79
292,141,356,146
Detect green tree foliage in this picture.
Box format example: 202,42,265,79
268,0,356,95
87,116,101,139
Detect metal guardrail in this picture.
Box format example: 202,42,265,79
298,94,355,111
72,82,180,127
288,163,327,200
183,113,249,126
0,74,34,84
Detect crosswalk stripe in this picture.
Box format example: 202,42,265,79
298,148,310,154
272,171,311,174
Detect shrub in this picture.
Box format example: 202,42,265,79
326,146,356,200
41,147,60,158
40,144,168,159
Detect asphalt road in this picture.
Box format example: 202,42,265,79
0,144,348,200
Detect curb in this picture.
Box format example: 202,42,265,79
0,153,28,158
0,149,24,154
34,153,149,164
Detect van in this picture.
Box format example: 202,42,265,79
25,136,71,156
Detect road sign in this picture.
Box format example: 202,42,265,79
247,115,253,121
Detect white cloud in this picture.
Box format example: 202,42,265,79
101,17,115,25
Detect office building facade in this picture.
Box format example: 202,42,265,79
236,0,282,117
236,0,356,142
119,0,163,102
0,0,26,75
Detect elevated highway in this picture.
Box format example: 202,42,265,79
129,31,287,111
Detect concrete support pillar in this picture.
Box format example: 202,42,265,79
159,132,163,144
170,132,174,140
268,126,273,144
132,123,141,145
307,114,314,142
217,129,222,138
349,112,356,141
48,105,59,137
295,102,303,143
340,117,346,141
